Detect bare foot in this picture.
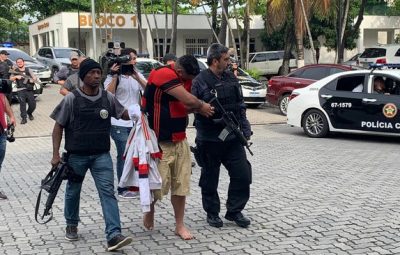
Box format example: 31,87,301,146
143,211,154,230
175,225,195,240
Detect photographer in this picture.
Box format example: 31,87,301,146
104,48,147,198
0,93,16,199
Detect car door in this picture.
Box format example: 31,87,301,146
249,53,267,75
357,74,400,133
265,52,280,75
320,74,373,131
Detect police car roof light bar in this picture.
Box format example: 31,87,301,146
369,63,400,70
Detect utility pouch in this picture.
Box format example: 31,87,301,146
190,145,204,168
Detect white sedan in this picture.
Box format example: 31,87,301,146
287,68,400,138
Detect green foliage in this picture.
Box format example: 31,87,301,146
245,68,262,80
259,25,286,51
0,0,24,42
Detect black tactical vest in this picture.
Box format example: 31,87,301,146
194,69,242,140
65,90,111,155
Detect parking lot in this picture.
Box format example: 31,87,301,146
1,85,400,254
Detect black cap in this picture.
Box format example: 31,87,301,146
0,50,9,55
163,53,177,64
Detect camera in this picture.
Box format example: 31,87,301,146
0,79,12,94
6,124,15,142
107,54,131,67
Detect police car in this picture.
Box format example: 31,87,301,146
287,65,400,138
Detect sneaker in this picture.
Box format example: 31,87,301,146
0,191,7,199
65,226,78,241
107,234,133,251
21,118,27,124
28,114,34,121
118,191,139,199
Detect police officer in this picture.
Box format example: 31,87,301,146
192,43,252,228
0,50,14,102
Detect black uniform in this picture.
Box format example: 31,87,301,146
14,67,36,120
192,69,252,219
0,59,13,102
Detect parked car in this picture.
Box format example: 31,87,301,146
197,57,267,107
343,53,361,66
287,67,400,138
248,51,297,76
34,47,84,78
135,58,163,79
358,44,400,68
0,47,50,102
267,64,361,115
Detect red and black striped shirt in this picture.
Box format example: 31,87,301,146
142,64,189,142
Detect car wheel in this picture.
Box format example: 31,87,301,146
301,109,329,138
278,94,290,115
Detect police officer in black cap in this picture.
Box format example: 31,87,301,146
191,43,252,228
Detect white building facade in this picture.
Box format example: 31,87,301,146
28,13,400,64
28,12,265,61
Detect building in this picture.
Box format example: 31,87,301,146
28,12,400,64
28,12,265,61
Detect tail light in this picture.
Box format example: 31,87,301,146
376,58,386,64
289,92,299,101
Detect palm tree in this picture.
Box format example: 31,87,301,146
170,0,178,54
268,0,330,67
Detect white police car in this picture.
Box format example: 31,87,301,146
287,65,400,138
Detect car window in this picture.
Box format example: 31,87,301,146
7,50,36,62
38,49,45,57
329,67,347,75
373,75,400,95
42,48,53,58
335,75,365,92
197,60,207,71
288,68,304,78
135,61,161,77
248,53,255,61
266,53,280,61
252,53,267,62
395,48,400,57
348,54,360,61
300,67,328,80
53,49,83,58
360,48,386,58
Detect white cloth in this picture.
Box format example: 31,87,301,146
119,112,162,212
352,84,363,92
104,73,146,127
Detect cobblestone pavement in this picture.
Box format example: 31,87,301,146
1,85,400,254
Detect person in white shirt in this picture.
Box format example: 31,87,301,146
104,48,147,198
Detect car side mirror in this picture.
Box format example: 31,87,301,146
45,54,53,58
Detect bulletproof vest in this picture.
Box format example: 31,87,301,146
15,67,34,89
195,70,242,137
0,61,9,79
65,90,111,155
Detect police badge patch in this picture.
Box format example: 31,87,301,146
382,103,397,119
100,109,109,119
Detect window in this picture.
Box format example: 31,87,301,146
185,38,208,56
360,48,386,58
395,48,400,57
300,67,328,80
336,76,365,92
252,53,267,62
7,49,36,62
266,52,280,61
154,38,171,59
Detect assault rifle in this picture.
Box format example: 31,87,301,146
9,69,43,88
209,96,253,156
35,153,72,224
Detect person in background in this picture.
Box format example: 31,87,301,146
10,58,37,124
0,50,13,102
374,76,389,94
104,48,147,198
54,52,81,87
163,53,177,65
50,59,133,251
0,93,16,199
60,56,86,96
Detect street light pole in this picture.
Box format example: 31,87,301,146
91,0,97,60
78,0,81,52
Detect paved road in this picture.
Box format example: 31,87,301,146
1,85,400,254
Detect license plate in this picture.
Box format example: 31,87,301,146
249,91,260,95
362,62,371,68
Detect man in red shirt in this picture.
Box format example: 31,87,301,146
143,55,214,240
